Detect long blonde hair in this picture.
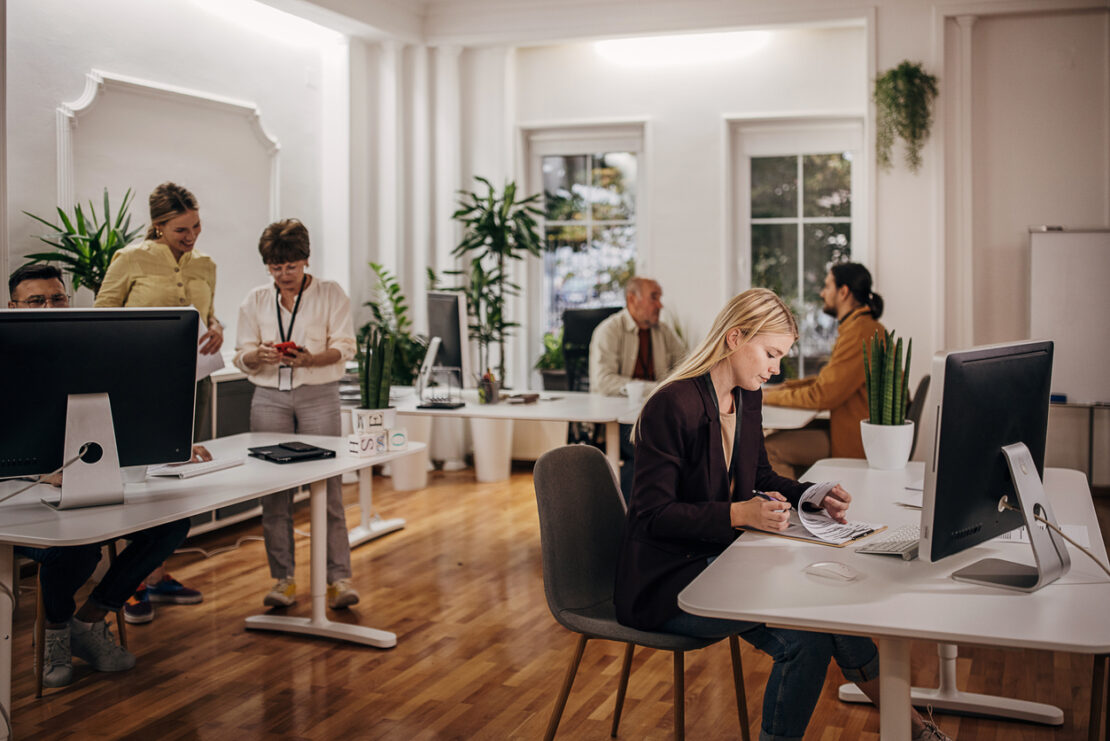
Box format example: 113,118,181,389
633,288,797,435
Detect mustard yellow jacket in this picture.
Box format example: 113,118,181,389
762,307,885,458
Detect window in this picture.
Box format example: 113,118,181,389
734,118,865,378
540,152,638,332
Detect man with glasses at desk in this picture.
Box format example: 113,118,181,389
6,263,194,688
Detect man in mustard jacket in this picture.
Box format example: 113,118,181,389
762,263,885,478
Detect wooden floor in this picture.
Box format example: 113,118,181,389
8,464,1108,740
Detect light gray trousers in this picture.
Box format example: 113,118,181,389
249,382,352,583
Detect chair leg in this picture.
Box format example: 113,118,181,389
545,634,589,741
611,643,635,737
672,650,685,741
34,572,45,699
106,541,127,649
1091,653,1108,741
729,635,752,741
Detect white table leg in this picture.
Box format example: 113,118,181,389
348,467,405,548
1,545,12,740
469,418,514,482
839,642,1064,724
245,479,396,648
879,636,912,741
605,421,620,474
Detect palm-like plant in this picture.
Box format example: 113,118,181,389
451,176,544,383
23,188,144,295
360,262,427,386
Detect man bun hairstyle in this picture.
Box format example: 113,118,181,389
830,262,883,319
258,219,311,264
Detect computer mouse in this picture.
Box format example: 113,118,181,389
803,560,860,582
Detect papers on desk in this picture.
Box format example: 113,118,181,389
743,481,885,546
995,523,1090,548
196,323,225,381
897,490,924,509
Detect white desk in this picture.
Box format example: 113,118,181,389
393,389,638,481
679,459,1110,741
0,432,424,739
761,404,820,430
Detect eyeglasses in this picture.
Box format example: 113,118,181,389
267,263,305,276
13,294,71,308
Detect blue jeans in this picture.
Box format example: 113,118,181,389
16,518,191,624
662,611,879,741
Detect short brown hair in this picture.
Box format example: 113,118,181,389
146,182,199,240
258,219,311,264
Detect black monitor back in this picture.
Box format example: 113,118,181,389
562,306,621,392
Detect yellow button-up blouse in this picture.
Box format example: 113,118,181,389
94,240,217,324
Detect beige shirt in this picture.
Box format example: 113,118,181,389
233,277,357,388
588,308,687,396
94,240,217,324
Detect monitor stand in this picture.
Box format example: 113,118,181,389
950,442,1071,592
41,392,125,510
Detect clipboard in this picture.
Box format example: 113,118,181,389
741,509,886,547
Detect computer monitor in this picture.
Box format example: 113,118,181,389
427,291,473,388
0,308,199,508
920,339,1070,591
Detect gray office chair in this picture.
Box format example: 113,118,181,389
532,445,751,741
906,374,931,458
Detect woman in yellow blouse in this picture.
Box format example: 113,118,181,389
94,181,221,621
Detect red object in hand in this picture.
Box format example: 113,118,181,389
274,341,299,356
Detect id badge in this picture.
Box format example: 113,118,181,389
278,365,293,391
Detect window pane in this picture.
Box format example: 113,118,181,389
542,155,588,221
750,156,797,218
590,152,636,221
802,153,851,218
751,224,797,300
588,225,637,304
803,222,851,303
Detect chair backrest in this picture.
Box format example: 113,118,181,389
533,445,627,620
906,374,931,457
562,306,622,391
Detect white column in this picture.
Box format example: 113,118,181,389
953,15,977,349
433,44,462,279
379,40,404,272
320,38,351,292
409,45,432,331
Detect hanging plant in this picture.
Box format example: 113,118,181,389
874,61,939,173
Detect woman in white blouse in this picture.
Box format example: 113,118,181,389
233,219,359,610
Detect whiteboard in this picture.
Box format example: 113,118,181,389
1029,229,1110,404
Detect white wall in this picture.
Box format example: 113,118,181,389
5,0,343,348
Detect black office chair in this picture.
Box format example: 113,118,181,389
906,374,931,458
532,445,751,741
561,306,621,392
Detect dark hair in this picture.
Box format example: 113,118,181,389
258,219,311,264
9,263,63,297
146,182,199,240
830,262,883,319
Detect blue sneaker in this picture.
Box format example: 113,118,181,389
123,587,154,624
146,574,203,605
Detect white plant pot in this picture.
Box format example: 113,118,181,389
351,407,397,434
860,420,915,470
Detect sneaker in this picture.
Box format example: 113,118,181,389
124,587,154,624
263,578,297,607
913,720,953,741
69,619,135,672
146,573,203,604
40,627,74,688
327,578,360,610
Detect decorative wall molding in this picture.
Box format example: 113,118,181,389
55,69,281,216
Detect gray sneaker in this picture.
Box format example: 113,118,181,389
913,720,953,741
69,619,136,672
40,627,74,688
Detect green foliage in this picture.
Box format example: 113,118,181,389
534,328,564,371
451,176,544,382
359,262,427,386
874,61,939,173
359,327,395,409
864,330,912,425
23,188,144,295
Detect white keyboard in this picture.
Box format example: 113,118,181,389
147,457,245,479
856,524,920,561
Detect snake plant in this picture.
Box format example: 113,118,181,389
359,327,395,409
864,329,912,425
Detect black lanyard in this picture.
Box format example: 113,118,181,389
276,275,307,343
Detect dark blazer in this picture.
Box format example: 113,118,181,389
614,375,809,630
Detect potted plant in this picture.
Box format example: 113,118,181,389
861,329,913,469
874,61,939,173
451,176,544,387
352,327,397,434
23,187,144,297
360,262,427,386
535,328,568,390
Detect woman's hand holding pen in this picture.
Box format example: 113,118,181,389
731,491,791,531
819,484,852,524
